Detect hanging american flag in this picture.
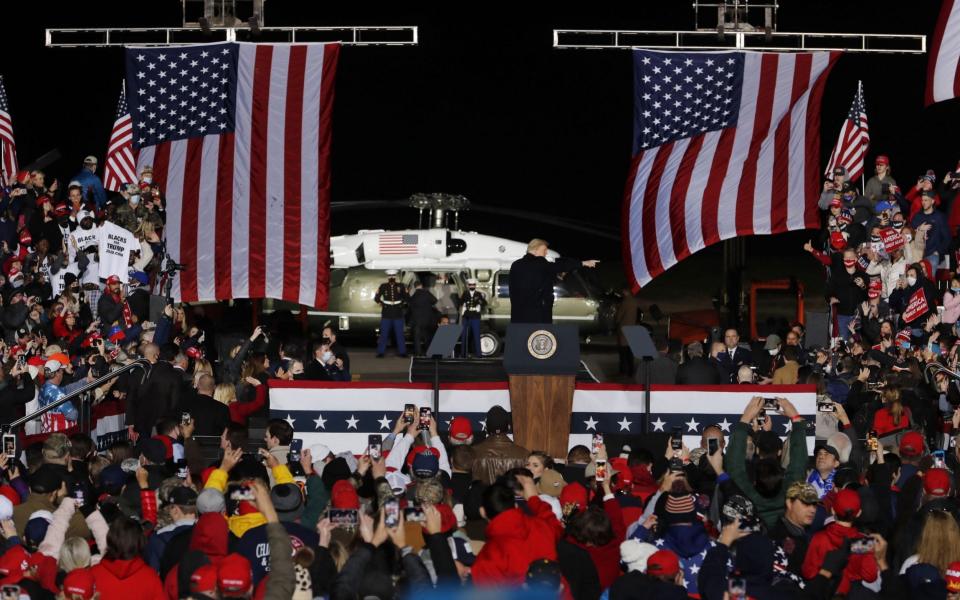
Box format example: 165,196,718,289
0,76,18,187
927,0,960,105
125,42,339,308
103,89,138,192
823,81,869,182
623,50,838,291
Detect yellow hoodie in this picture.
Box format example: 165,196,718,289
204,464,294,538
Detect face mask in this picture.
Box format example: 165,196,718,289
823,364,832,374
142,176,152,184
952,288,960,294
892,221,904,230
468,286,476,292
843,259,857,268
129,195,140,206
768,348,778,356
907,276,917,286
321,351,333,363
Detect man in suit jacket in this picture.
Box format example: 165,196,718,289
641,336,678,385
508,239,597,324
715,328,755,383
127,343,182,439
179,374,230,436
407,280,438,356
676,341,722,385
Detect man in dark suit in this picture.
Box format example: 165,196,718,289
127,343,182,440
715,328,755,383
676,341,722,385
508,239,598,324
179,374,229,436
407,280,438,356
641,336,678,385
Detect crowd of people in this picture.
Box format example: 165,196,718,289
1,150,960,600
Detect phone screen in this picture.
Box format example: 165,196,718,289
404,404,415,424
708,438,719,456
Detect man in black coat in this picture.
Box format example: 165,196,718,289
407,280,438,356
508,238,597,324
676,341,722,385
179,374,229,436
127,343,182,439
96,275,127,335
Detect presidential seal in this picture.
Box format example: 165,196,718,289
527,329,557,360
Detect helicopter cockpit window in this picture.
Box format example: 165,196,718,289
553,272,589,299
496,273,510,298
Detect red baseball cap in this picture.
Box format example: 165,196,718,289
105,275,122,285
330,480,360,510
924,468,952,497
829,196,843,208
189,563,219,597
875,155,890,166
900,431,925,458
0,545,29,584
217,553,253,597
646,550,680,577
62,567,96,600
832,488,861,521
559,481,588,512
448,416,473,443
945,561,960,592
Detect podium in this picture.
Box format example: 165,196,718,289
504,324,580,459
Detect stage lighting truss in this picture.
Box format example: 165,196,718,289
45,26,418,48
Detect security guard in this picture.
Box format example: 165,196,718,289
374,269,409,357
458,278,487,357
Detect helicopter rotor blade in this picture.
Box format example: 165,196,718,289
330,200,620,241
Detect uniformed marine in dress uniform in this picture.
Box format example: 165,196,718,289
458,278,487,357
375,269,409,357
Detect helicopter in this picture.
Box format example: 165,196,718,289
265,193,619,356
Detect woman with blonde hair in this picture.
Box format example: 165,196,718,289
192,358,214,388
901,510,960,576
213,382,237,405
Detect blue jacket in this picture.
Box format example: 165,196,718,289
631,522,715,597
38,378,85,422
71,169,107,210
910,209,951,257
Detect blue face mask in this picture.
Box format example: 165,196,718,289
953,288,960,294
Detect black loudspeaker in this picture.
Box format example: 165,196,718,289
804,310,831,349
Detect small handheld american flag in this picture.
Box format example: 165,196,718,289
103,88,138,192
823,81,869,182
0,76,18,187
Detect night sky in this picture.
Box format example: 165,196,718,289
6,2,955,272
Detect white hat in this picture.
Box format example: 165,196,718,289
67,180,83,189
466,278,478,285
77,210,95,222
0,496,12,521
28,510,54,524
385,269,399,276
43,359,62,373
310,444,332,461
620,539,659,573
83,156,98,164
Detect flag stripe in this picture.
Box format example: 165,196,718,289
164,141,187,301
215,133,235,300
299,45,323,306
196,135,220,302
248,45,273,300
735,53,778,236
624,50,837,290
315,44,339,309
232,44,255,299
264,46,289,301
179,138,203,302
283,46,307,302
929,0,960,105
804,53,836,228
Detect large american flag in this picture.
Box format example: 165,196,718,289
928,0,960,105
103,90,138,192
125,42,339,308
623,50,837,291
0,76,17,187
823,81,869,182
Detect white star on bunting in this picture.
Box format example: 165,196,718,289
313,414,326,430
345,415,359,430
583,416,599,431
651,417,666,432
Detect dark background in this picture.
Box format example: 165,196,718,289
5,1,953,291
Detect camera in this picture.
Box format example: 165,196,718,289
327,508,359,528
384,498,400,528
817,401,835,413
668,457,685,472
671,426,683,451
595,459,607,482
403,404,415,425
850,536,875,555
592,433,604,455
762,397,780,411
418,407,432,431
368,435,382,461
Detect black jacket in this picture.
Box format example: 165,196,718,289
557,538,601,600
676,357,722,385
179,393,230,436
608,571,687,600
407,288,438,325
96,292,125,331
129,361,182,435
508,253,580,324
0,375,35,425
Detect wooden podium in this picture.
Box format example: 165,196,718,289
504,324,580,459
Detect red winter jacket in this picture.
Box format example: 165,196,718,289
472,496,563,586
91,557,165,600
567,496,627,590
51,316,81,345
872,406,912,438
801,522,878,595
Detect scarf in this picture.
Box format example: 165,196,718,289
807,468,835,499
